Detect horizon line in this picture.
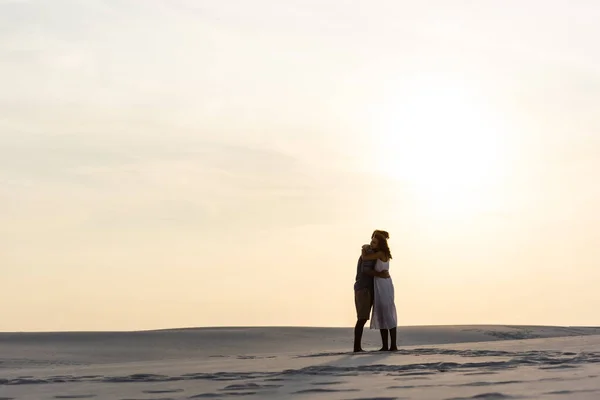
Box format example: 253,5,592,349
2,323,599,334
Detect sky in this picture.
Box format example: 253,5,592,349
1,0,599,331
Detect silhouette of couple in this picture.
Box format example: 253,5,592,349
353,230,398,352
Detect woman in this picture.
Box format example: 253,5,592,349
361,232,398,351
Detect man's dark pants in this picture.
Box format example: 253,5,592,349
353,287,373,351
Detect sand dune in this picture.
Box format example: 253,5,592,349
1,325,599,399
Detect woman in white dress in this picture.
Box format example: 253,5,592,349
361,232,398,351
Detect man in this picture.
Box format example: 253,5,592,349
353,230,390,352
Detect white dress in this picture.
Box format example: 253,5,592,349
370,259,398,330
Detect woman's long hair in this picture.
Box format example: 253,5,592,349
373,232,392,260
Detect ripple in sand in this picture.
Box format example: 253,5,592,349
142,389,184,394
545,389,599,395
294,388,360,394
221,383,282,391
311,381,347,386
346,397,402,400
445,393,521,400
456,380,523,387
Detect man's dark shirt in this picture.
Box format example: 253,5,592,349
354,248,376,291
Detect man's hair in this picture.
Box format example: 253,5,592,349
372,230,389,240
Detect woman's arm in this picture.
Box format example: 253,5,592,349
365,268,389,278
361,247,385,260
361,247,389,277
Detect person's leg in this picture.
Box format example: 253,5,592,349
389,327,398,351
354,288,372,352
354,319,367,352
379,329,389,351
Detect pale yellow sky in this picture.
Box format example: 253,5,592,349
1,0,599,331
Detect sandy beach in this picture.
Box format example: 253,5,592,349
2,325,599,399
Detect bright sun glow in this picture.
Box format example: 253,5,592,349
371,77,510,219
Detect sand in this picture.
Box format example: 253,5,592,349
1,325,599,399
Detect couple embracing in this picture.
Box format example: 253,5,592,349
353,230,398,352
